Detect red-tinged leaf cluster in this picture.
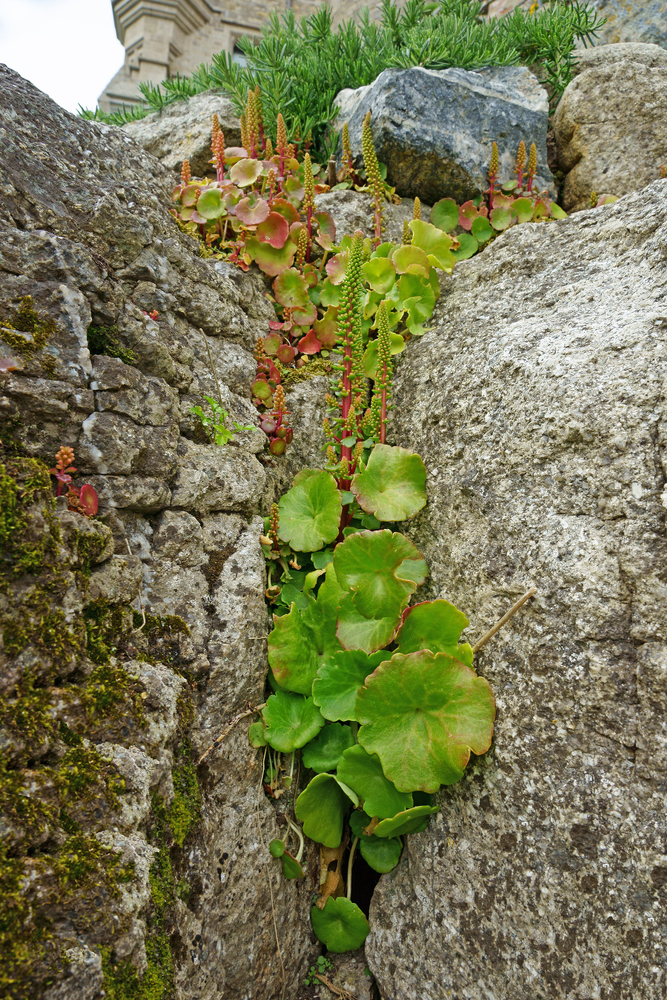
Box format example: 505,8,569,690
49,446,99,516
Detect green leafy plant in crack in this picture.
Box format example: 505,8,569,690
252,244,496,953
190,396,254,446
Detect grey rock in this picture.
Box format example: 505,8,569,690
585,0,667,48
0,63,319,1000
169,439,266,514
83,475,172,512
366,180,667,999
554,44,667,212
87,553,143,604
335,65,554,205
122,92,242,179
315,189,428,246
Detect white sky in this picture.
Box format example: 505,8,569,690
0,0,125,113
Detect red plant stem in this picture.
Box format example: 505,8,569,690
517,165,523,191
488,174,496,212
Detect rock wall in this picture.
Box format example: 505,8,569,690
0,64,323,1000
366,181,667,999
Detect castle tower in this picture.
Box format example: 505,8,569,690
98,0,324,113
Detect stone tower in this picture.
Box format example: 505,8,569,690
99,0,365,113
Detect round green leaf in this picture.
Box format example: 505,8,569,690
313,649,391,721
512,197,534,224
230,157,263,187
295,773,356,847
471,216,494,242
313,306,339,349
197,188,226,220
320,280,341,308
335,593,403,654
408,219,455,270
333,529,427,624
302,723,355,773
262,689,324,753
395,599,469,655
431,198,459,233
359,834,402,873
273,267,310,309
337,745,413,819
550,202,568,219
362,257,396,294
351,444,426,523
269,562,344,694
268,602,319,695
373,804,438,838
278,470,342,552
452,232,479,261
326,252,348,286
356,651,495,792
490,206,513,231
310,897,370,953
391,245,429,277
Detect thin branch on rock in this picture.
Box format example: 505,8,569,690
472,588,536,653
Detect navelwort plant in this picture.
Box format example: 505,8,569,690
247,231,497,953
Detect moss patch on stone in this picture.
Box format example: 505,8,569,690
87,324,137,366
0,296,55,358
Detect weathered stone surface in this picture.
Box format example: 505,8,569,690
585,0,667,48
122,92,242,179
554,44,667,212
366,180,667,999
0,63,320,1000
316,189,427,246
335,65,554,205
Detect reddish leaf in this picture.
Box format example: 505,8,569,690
224,146,248,163
0,358,19,372
236,194,270,225
271,199,300,225
276,344,296,364
297,329,322,355
293,301,318,327
270,438,287,455
79,484,99,517
181,184,200,208
256,212,290,248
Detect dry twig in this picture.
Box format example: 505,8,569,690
472,588,536,653
197,702,266,765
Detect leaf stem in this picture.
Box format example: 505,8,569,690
286,816,305,863
346,836,359,900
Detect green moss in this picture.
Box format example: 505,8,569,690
169,743,201,848
0,296,55,357
87,324,137,366
101,930,174,1000
54,833,135,891
277,355,332,388
2,595,84,668
0,458,59,578
148,849,174,913
0,844,51,998
58,745,126,804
